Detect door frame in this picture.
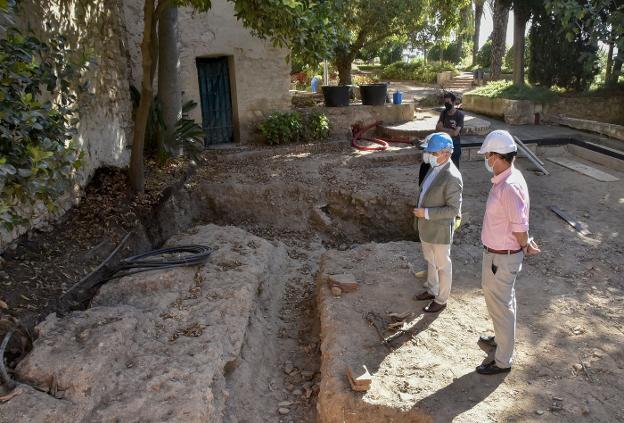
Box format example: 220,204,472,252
195,54,240,145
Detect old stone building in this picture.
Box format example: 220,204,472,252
0,0,291,252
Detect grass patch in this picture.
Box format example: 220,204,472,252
468,80,558,103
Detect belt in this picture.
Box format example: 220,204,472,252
484,246,522,255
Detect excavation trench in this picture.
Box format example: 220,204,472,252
2,141,623,423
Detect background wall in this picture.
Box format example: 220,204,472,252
122,0,291,143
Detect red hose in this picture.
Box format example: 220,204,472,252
351,121,413,151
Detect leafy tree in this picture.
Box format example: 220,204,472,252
428,39,468,65
529,4,599,90
547,0,624,86
129,0,339,193
331,0,470,85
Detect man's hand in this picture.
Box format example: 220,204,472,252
413,208,426,218
524,238,541,256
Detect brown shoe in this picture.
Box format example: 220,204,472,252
423,301,446,313
413,291,435,301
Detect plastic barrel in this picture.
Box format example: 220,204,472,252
393,91,403,105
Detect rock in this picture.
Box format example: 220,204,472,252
301,370,315,380
0,299,7,309
573,363,583,371
331,286,342,297
536,410,545,415
327,273,358,292
278,401,293,407
284,362,294,375
0,225,291,423
278,407,290,415
293,389,302,396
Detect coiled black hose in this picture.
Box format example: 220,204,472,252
106,245,213,280
0,330,15,390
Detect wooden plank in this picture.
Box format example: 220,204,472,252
547,157,619,182
549,206,592,236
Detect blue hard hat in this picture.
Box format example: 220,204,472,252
424,132,453,152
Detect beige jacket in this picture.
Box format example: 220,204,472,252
413,161,463,245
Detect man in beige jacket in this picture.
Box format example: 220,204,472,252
413,133,463,313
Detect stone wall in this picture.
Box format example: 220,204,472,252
543,95,624,126
313,104,415,139
462,94,539,125
16,1,134,181
122,0,292,143
2,1,134,252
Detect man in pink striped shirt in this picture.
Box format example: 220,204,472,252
476,130,540,375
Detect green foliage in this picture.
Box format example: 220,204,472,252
429,39,470,65
475,39,497,69
504,37,530,71
381,60,458,83
131,86,205,162
546,0,624,51
529,5,599,91
0,25,87,230
468,80,558,103
258,110,330,145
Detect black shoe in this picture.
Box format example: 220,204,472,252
476,360,511,375
423,301,446,313
413,291,435,301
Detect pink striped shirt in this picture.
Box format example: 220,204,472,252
481,165,530,250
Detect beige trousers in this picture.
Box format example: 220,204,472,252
421,241,453,305
482,250,524,368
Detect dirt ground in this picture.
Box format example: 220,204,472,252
1,135,623,422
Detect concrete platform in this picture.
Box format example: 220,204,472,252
378,110,491,140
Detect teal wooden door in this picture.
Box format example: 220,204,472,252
196,57,234,145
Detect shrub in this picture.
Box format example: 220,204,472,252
301,111,330,141
381,60,457,83
0,27,88,230
468,80,558,103
352,74,379,85
258,110,330,145
476,39,497,69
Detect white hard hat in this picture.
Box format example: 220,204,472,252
478,130,518,154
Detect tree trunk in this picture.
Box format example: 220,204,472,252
335,49,353,85
473,0,485,65
512,10,527,86
611,48,623,85
129,1,156,194
605,41,614,84
490,0,509,80
157,3,181,155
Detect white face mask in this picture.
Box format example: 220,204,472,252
429,154,440,167
485,155,497,173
